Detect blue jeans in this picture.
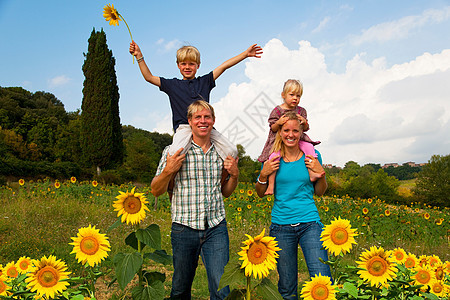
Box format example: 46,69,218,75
170,219,230,300
270,221,332,300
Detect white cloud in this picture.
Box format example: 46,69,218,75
213,39,450,167
48,75,70,88
351,7,450,45
312,17,330,33
156,38,182,53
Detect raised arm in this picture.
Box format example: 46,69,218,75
221,156,239,198
151,148,185,197
213,44,263,80
129,40,161,87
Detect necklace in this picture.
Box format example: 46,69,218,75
284,151,301,162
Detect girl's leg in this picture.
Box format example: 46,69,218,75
265,172,276,195
299,141,325,182
265,151,281,195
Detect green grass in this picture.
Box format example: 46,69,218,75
1,180,449,299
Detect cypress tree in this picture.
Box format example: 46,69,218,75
81,28,123,174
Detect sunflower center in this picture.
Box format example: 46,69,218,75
395,252,404,261
432,283,443,293
416,270,431,284
247,242,268,265
367,256,388,276
405,258,415,268
0,280,6,293
37,266,59,287
311,284,329,300
7,267,18,278
330,228,348,245
19,261,30,270
123,196,142,214
436,268,444,280
80,236,100,255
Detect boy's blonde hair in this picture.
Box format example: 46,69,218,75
282,79,303,98
187,100,215,120
176,46,201,64
270,111,302,158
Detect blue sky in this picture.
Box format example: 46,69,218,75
1,0,449,166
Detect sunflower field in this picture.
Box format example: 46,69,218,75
0,179,449,299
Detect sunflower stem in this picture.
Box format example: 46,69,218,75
246,276,251,300
118,13,134,64
88,265,96,296
137,236,143,287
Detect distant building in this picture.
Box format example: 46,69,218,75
382,163,399,168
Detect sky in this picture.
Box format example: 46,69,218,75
1,0,449,167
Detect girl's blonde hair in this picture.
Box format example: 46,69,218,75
270,111,302,158
282,79,303,98
176,46,201,64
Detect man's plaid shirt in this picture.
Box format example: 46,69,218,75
155,142,225,230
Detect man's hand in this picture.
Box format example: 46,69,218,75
223,156,239,179
165,148,185,174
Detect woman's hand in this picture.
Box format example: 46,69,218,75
304,155,324,174
256,155,280,197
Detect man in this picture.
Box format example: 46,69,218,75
151,100,239,300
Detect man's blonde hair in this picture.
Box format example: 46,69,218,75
176,46,201,64
282,79,303,98
187,100,215,120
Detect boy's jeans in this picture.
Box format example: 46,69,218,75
270,221,332,300
170,219,230,300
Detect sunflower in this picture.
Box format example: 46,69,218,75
103,4,121,26
238,229,281,279
4,261,18,279
0,276,10,297
16,256,34,274
430,281,449,297
70,225,111,267
300,273,336,300
412,265,436,287
362,208,369,215
70,177,76,184
384,209,390,216
54,181,61,189
92,180,98,187
113,187,149,225
247,204,252,210
444,261,450,273
418,255,429,267
390,248,407,264
240,189,244,194
435,218,443,225
428,255,442,267
404,253,418,269
19,179,25,186
357,246,397,287
237,207,242,212
433,263,446,281
424,213,430,220
25,255,70,299
247,190,254,197
320,217,358,256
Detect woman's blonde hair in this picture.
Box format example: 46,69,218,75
282,79,303,98
270,111,302,158
176,46,201,64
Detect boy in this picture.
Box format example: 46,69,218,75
129,41,262,159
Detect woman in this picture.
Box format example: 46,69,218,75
256,111,331,300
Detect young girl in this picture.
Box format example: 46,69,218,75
258,79,324,195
